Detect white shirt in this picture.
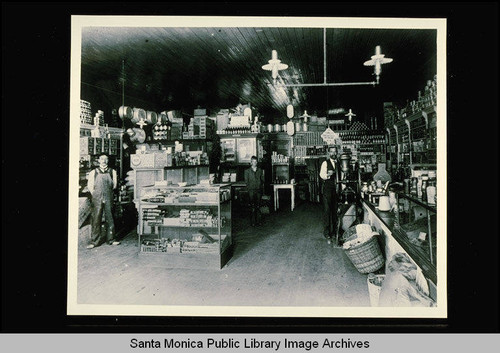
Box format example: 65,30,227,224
87,167,117,195
319,158,336,180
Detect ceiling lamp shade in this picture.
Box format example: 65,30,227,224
364,46,393,84
262,50,288,79
345,109,356,122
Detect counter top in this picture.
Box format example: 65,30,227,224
362,199,437,284
397,192,437,213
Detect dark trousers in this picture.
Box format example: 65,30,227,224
322,188,338,238
91,199,115,246
248,189,262,225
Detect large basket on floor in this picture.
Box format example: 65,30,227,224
343,235,385,274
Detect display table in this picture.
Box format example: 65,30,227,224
272,183,296,211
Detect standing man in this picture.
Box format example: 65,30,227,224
319,146,339,244
244,155,265,227
86,152,120,249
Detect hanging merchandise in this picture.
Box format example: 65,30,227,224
118,105,133,120
126,127,146,144
287,119,295,136
132,107,146,123
146,111,158,125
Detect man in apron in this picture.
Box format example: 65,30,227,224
319,145,340,244
86,153,120,249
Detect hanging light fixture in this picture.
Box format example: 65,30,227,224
262,29,394,87
262,50,288,81
345,109,356,123
363,45,393,84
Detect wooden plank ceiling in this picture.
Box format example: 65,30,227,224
81,26,436,124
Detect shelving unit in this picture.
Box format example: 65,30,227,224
137,184,233,269
79,125,124,197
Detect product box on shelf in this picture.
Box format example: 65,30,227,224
130,151,172,169
109,138,119,155
194,108,207,116
103,138,110,154
94,138,103,154
80,137,95,155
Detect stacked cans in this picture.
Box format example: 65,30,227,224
80,100,93,124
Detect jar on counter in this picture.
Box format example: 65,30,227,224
410,177,418,197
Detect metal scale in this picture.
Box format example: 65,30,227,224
334,153,363,246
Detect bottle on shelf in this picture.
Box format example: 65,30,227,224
426,171,437,205
421,175,429,202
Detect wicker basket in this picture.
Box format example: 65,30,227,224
343,235,385,274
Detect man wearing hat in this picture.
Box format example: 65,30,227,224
319,145,340,244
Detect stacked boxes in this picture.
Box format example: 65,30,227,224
170,124,182,140
292,132,324,146
94,138,103,154
183,116,216,139
178,209,222,227
103,138,110,155
109,138,119,156
142,208,163,226
80,137,95,155
80,100,93,125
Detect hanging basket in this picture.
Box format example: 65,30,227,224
343,234,385,274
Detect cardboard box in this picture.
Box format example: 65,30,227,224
80,137,95,155
194,108,207,116
94,138,103,154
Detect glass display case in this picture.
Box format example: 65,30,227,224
137,184,232,269
361,190,437,298
220,138,236,162
395,192,437,266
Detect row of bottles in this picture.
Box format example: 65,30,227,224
409,171,436,205
338,131,385,144
172,152,209,167
271,152,289,164
399,75,437,118
217,126,253,135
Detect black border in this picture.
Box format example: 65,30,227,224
2,2,498,333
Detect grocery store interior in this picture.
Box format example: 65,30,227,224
74,18,441,310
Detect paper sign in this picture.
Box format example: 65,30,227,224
321,127,338,145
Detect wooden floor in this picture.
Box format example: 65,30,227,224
77,200,370,307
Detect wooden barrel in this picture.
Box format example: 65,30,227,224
118,106,133,120
146,111,158,124
132,108,146,123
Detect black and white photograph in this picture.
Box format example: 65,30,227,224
67,15,448,318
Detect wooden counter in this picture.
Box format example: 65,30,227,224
361,199,437,301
